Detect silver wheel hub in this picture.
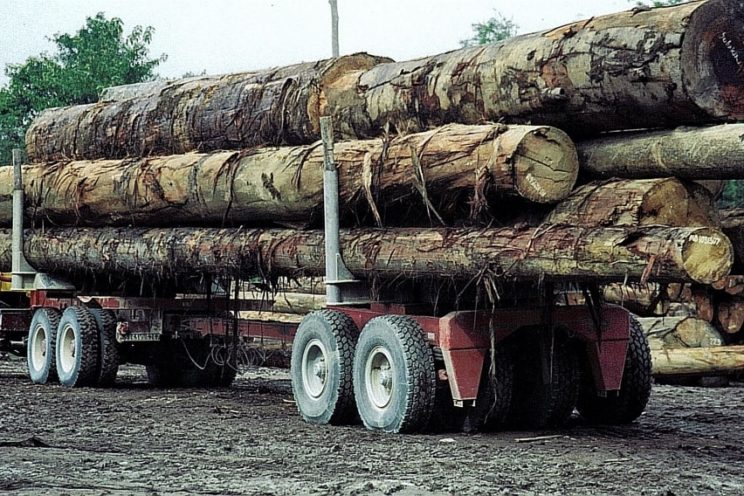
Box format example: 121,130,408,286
59,324,77,374
365,346,394,410
302,339,329,399
30,324,48,371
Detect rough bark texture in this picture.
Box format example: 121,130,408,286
25,53,390,162
329,0,744,139
716,297,744,334
0,225,732,284
638,316,724,350
651,346,744,376
578,124,744,179
691,287,715,322
720,208,744,271
602,283,670,316
1,124,578,227
546,179,718,228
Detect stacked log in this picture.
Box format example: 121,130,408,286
0,124,579,227
14,0,744,381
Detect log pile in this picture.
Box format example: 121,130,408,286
7,0,744,380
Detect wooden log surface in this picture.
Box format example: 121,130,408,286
546,179,718,228
691,287,715,322
637,316,724,349
25,53,390,162
331,0,744,139
652,346,744,376
602,283,669,316
0,225,732,284
716,297,744,334
578,124,744,179
1,124,579,227
24,1,744,162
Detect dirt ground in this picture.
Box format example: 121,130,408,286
1,357,744,496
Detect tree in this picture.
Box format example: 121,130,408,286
460,12,518,47
329,0,340,57
0,13,165,164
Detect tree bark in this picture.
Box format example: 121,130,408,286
691,287,715,322
637,316,724,350
716,297,744,334
25,53,390,162
332,0,744,139
602,283,669,316
578,124,744,179
0,225,732,284
546,179,718,228
1,124,579,227
651,346,744,376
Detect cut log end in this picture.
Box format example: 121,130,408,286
512,126,578,203
684,0,744,120
681,228,734,284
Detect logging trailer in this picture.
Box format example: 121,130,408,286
0,122,652,433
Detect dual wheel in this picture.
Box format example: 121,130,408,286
291,311,435,433
291,310,653,433
27,306,120,388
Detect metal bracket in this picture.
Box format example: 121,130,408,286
10,149,74,292
320,117,368,306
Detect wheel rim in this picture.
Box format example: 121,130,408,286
301,339,328,399
30,324,48,372
59,324,77,374
365,346,394,410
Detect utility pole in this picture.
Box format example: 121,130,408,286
329,0,339,57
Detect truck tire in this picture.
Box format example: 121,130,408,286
577,315,652,425
27,308,61,384
56,306,100,387
90,309,119,387
291,310,359,425
353,315,436,433
460,345,515,433
507,329,580,429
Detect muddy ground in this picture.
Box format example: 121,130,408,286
1,357,743,496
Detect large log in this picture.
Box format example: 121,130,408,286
1,124,578,227
578,124,744,179
546,179,718,228
0,225,732,284
637,316,724,350
25,53,390,162
652,346,744,376
331,0,744,139
602,283,669,316
720,208,744,271
716,297,744,334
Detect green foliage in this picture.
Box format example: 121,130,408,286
0,13,165,164
719,181,744,209
460,12,518,48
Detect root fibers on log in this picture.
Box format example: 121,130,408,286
0,225,732,284
25,53,389,162
0,124,578,227
334,0,744,138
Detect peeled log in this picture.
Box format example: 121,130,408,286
0,225,732,285
332,0,744,139
25,53,390,162
637,316,724,350
652,346,744,376
0,124,578,227
579,124,744,179
546,179,718,228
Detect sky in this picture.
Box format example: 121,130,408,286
0,0,630,86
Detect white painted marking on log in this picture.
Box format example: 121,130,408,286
525,173,548,198
689,234,722,246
